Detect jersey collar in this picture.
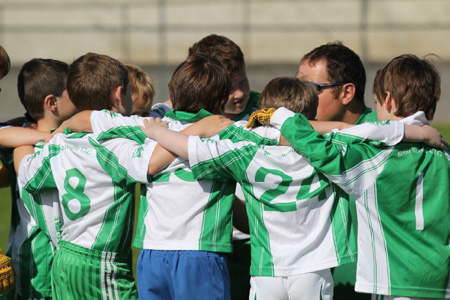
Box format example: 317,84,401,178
165,109,213,122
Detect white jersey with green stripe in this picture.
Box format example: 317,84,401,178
3,141,56,299
271,108,450,299
17,130,155,254
89,109,280,253
187,135,357,277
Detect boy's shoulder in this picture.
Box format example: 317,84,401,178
355,107,378,124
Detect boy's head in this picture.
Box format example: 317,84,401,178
188,34,250,117
169,53,231,114
0,45,10,81
125,64,155,117
68,52,132,115
373,54,440,121
260,77,318,120
17,58,76,122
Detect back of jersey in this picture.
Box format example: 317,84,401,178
189,137,357,277
19,131,153,254
354,141,450,298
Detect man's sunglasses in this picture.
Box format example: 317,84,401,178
309,82,345,92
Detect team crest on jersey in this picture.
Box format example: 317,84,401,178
132,146,143,158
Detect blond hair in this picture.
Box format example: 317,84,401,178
125,64,155,116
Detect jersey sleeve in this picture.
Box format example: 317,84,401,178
91,110,149,139
270,108,394,198
89,136,156,185
18,145,56,194
188,136,252,182
337,121,404,146
218,122,280,145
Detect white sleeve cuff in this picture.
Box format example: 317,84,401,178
270,107,296,130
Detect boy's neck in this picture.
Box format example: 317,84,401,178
36,118,59,133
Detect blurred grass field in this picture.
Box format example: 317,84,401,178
1,124,450,280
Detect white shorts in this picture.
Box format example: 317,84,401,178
249,269,333,300
372,295,445,300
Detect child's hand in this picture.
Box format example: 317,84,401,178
422,125,448,151
140,118,168,139
185,115,234,138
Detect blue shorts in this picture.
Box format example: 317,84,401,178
137,249,230,300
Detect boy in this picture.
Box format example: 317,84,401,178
187,33,260,299
125,63,155,117
0,58,75,300
266,55,450,299
157,34,259,120
188,34,259,121
14,53,156,300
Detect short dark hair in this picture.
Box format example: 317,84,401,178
260,77,318,120
169,53,231,114
373,54,440,120
188,34,245,80
17,58,70,120
301,41,366,104
67,52,129,111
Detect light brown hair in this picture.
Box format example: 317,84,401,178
125,64,155,116
188,34,245,80
260,77,318,120
373,54,440,120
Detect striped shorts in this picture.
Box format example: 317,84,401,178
51,241,138,300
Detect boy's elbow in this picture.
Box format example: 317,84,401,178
147,164,160,175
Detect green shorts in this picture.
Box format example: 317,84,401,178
51,241,138,300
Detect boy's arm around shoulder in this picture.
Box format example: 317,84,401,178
0,127,50,148
269,108,392,197
146,115,234,175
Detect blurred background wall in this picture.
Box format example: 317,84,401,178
1,0,450,122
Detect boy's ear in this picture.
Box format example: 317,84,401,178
44,95,58,112
112,85,123,108
384,91,395,113
341,83,356,106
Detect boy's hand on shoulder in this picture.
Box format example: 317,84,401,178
140,118,168,139
185,115,234,138
422,125,448,151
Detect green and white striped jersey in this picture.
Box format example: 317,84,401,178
17,130,155,254
271,108,450,299
187,136,357,277
89,109,280,253
1,135,56,299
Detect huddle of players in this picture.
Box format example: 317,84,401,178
0,34,449,300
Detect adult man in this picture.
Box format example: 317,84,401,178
297,41,377,124
297,41,377,300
